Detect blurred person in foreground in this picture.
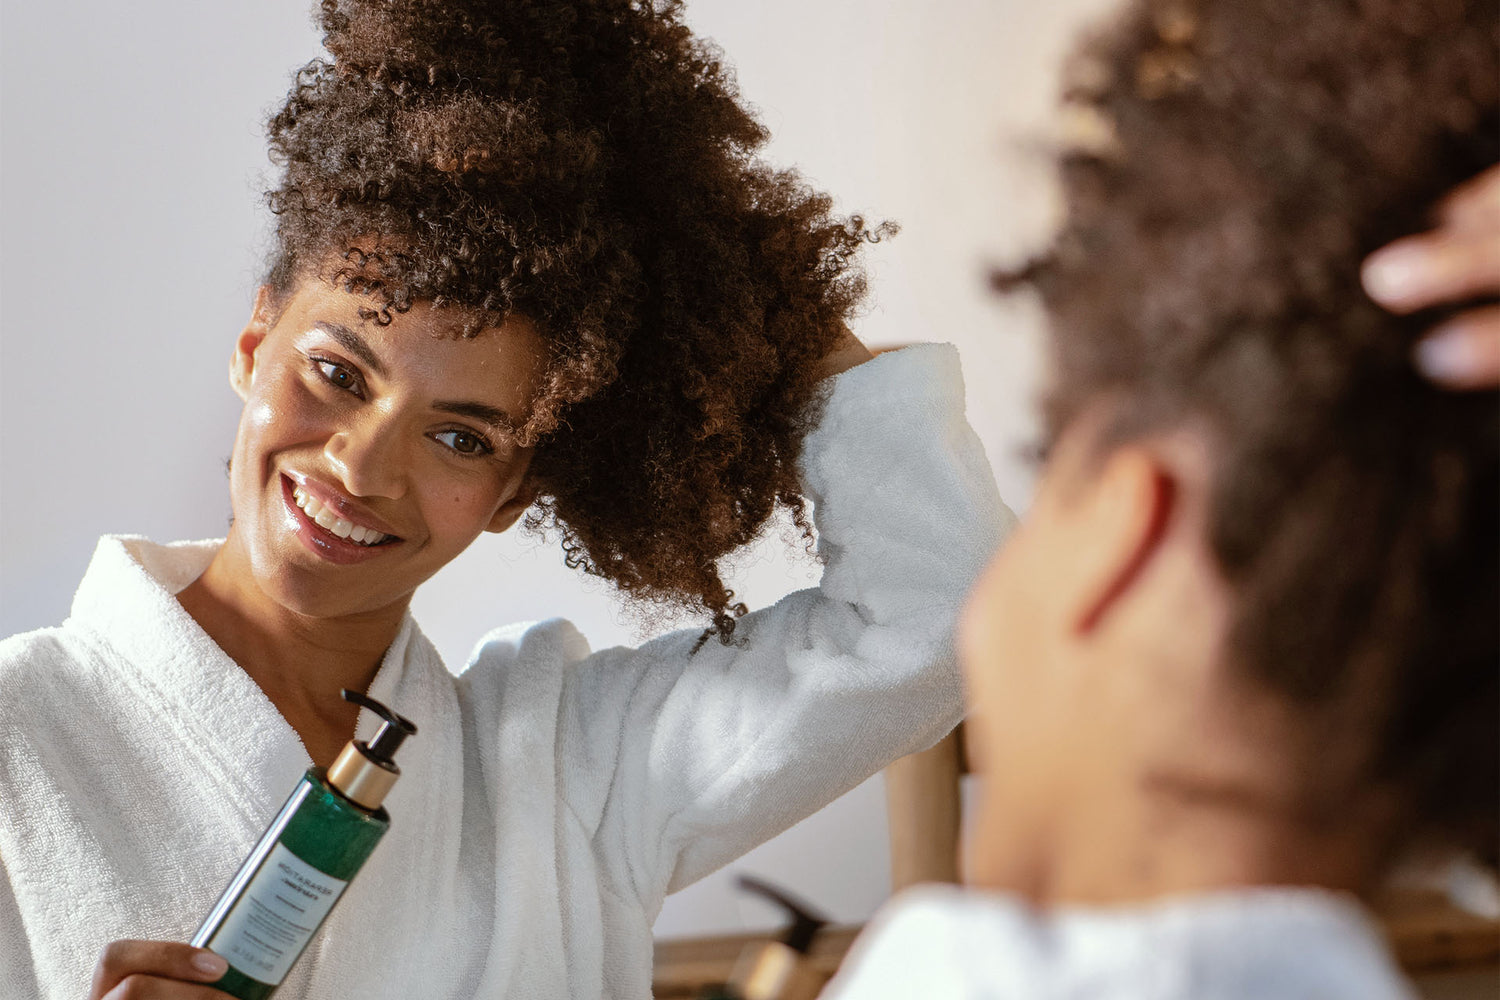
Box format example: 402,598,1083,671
823,0,1497,997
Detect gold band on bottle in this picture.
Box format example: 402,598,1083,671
730,941,822,1000
327,742,398,810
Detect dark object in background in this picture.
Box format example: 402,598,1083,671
699,875,830,1000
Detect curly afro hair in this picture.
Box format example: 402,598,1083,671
262,0,888,639
999,0,1498,856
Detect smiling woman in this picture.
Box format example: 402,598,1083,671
0,1,1011,998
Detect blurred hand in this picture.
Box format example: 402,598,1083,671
1362,164,1500,390
89,940,233,1000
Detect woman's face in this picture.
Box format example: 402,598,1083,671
223,278,547,621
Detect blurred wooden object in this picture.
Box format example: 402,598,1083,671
652,926,859,1000
884,727,965,891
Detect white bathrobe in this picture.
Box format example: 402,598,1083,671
820,885,1418,1000
0,345,1011,1000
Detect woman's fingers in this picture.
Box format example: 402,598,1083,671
1436,164,1500,234
1363,164,1500,319
101,976,237,1000
1362,164,1500,390
1414,307,1500,390
90,941,229,1000
1362,229,1500,315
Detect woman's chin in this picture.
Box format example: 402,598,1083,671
242,545,413,622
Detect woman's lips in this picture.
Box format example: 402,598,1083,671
287,473,401,538
290,482,392,544
280,475,401,565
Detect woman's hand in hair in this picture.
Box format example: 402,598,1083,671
1363,163,1500,389
817,322,875,381
89,940,234,999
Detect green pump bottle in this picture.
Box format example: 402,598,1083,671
191,690,417,999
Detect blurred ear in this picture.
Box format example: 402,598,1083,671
1064,444,1177,635
230,285,278,401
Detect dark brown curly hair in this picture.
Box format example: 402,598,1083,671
262,0,888,638
1000,0,1499,856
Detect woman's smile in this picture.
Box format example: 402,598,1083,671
288,479,394,545
280,474,401,565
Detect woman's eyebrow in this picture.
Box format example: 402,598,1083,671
434,399,520,434
314,321,387,377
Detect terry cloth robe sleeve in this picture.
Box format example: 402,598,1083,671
555,344,1012,903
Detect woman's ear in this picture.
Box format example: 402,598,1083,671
485,473,540,535
1067,444,1177,635
230,285,278,400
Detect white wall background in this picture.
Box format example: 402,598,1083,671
0,0,1118,939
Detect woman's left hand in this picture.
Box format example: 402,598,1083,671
1362,164,1500,389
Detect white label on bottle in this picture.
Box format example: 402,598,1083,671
206,841,350,985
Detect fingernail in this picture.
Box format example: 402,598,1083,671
1362,248,1425,304
1414,327,1475,382
192,950,229,977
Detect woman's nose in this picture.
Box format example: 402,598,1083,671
324,413,408,500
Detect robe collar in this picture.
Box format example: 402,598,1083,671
67,534,435,834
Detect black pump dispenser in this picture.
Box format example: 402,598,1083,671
736,876,827,956
341,689,417,766
324,689,418,812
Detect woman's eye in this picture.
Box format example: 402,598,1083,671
433,429,493,456
314,359,361,394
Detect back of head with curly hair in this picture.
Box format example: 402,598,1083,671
262,0,888,639
999,0,1499,857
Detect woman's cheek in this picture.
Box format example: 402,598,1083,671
426,464,520,542
255,375,345,443
407,476,477,546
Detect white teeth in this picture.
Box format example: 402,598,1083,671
293,488,325,519
290,483,389,546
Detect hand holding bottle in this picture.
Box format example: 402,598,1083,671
89,940,234,999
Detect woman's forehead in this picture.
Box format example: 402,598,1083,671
280,276,536,338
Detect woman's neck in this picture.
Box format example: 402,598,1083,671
1035,760,1385,907
177,540,409,765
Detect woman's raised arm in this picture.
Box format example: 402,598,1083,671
546,343,1012,905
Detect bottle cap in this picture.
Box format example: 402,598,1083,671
343,689,417,765
326,689,418,810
